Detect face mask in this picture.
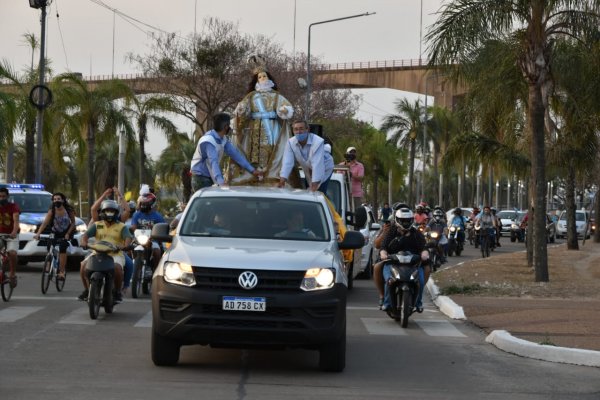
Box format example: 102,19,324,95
345,153,356,161
140,204,151,212
53,201,63,208
295,132,308,142
103,211,116,222
0,199,8,206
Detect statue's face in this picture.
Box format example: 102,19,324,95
257,71,269,84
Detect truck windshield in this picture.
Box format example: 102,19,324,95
180,197,330,241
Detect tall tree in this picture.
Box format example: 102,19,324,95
426,0,600,282
52,73,133,208
155,132,196,202
124,95,178,185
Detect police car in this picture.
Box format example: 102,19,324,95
1,183,88,268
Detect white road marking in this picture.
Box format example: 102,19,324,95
134,311,152,328
58,307,101,325
0,306,44,322
361,317,408,336
413,319,466,337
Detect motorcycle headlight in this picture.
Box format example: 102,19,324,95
19,223,37,233
449,226,456,232
430,231,439,239
136,234,150,246
163,262,196,286
300,268,335,291
511,224,518,229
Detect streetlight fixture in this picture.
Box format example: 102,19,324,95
29,0,50,183
306,12,375,121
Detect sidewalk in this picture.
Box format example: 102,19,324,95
427,281,600,367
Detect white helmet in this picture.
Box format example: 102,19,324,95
394,206,414,229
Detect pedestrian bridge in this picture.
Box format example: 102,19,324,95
1,59,465,110
78,59,465,110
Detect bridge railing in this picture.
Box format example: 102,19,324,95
319,59,429,71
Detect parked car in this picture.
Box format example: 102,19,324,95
496,210,521,237
1,183,88,268
149,186,365,371
357,206,380,278
556,210,589,239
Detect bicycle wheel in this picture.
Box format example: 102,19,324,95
41,254,52,294
1,258,13,302
55,263,66,292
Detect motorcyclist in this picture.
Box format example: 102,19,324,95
79,200,133,303
427,207,448,263
379,205,429,313
130,193,165,272
448,207,467,245
491,207,501,247
413,203,429,226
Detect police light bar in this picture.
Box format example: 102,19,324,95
0,183,45,190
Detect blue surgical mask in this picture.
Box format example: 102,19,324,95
295,132,308,142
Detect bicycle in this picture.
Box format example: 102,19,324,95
40,234,67,293
0,234,15,301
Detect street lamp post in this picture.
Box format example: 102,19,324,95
29,0,49,183
306,12,375,121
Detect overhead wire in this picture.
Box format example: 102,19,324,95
53,0,70,69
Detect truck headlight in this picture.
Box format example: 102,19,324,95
19,223,37,233
164,262,196,286
300,268,335,291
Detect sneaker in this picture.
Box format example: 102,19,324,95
378,297,384,310
416,306,424,313
114,291,123,304
381,304,389,311
77,289,89,301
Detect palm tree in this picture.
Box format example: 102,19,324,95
124,95,179,185
52,73,134,207
381,98,426,206
426,0,600,282
155,132,196,202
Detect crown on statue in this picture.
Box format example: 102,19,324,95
248,54,268,75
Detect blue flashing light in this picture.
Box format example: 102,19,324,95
0,183,45,190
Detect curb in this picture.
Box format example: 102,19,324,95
427,278,600,368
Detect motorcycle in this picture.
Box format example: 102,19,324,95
425,230,442,272
447,224,464,256
131,229,155,298
384,252,421,328
85,241,119,320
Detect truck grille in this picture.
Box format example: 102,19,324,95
192,267,305,291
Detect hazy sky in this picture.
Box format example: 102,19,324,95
1,0,445,157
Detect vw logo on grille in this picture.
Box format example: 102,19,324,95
238,271,258,290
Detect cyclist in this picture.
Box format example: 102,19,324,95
0,188,20,288
79,200,133,303
33,192,76,280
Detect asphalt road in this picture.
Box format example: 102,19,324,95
1,237,599,400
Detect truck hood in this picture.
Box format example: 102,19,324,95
164,236,336,270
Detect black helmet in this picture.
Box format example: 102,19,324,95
433,209,444,220
454,207,463,216
99,200,119,222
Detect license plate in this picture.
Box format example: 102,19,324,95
222,296,266,312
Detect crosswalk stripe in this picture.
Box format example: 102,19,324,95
58,307,101,325
413,319,466,337
0,306,44,322
361,317,408,336
134,311,152,328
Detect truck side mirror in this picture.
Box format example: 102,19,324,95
353,206,368,229
338,231,364,249
151,223,173,243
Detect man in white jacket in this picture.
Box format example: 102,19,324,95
278,120,334,192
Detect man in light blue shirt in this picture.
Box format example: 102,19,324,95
190,113,262,191
278,120,334,192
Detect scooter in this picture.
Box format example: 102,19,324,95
85,241,119,320
447,224,464,256
384,251,421,328
425,230,442,272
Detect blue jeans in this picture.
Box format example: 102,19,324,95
192,175,213,191
382,263,425,309
123,253,133,289
303,173,332,194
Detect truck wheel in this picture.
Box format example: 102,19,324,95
319,321,346,372
152,329,180,366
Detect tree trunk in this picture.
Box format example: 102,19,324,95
138,115,147,185
528,83,548,282
408,139,416,206
526,179,534,267
181,167,192,202
565,166,578,250
87,124,96,215
433,146,439,205
372,165,379,217
594,190,600,243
